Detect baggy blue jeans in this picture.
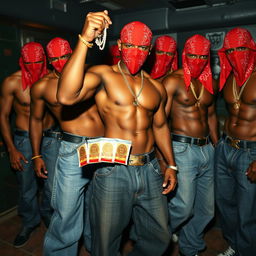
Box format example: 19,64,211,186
215,138,256,256
168,139,215,256
14,130,41,228
89,156,171,256
40,129,61,224
43,134,94,256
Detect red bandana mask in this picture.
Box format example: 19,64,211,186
150,35,178,79
109,44,120,65
120,21,152,74
218,27,256,90
46,37,72,73
19,42,48,90
182,34,213,94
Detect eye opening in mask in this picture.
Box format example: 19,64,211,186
225,47,249,55
156,50,174,56
48,53,71,63
121,42,150,51
24,60,44,65
186,53,208,60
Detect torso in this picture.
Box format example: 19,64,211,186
223,71,256,141
165,69,216,138
39,72,104,137
91,64,163,154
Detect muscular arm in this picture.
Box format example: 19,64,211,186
57,11,111,105
152,82,177,194
29,82,47,178
0,76,27,170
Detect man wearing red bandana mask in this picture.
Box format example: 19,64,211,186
163,34,218,256
215,27,256,256
0,42,54,248
57,10,177,256
30,37,103,256
150,35,178,81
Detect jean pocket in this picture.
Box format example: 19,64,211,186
58,141,82,158
94,165,117,177
148,158,163,176
173,142,188,154
248,148,256,161
42,137,54,150
14,136,28,148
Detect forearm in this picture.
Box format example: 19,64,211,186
57,39,89,105
154,124,176,166
29,118,43,156
0,116,16,152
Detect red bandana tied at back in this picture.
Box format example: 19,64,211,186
218,27,256,91
109,44,120,65
46,37,72,73
182,34,213,94
120,21,152,74
19,42,48,90
150,35,178,79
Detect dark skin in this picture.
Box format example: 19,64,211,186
0,69,54,171
57,10,177,194
222,48,256,182
163,55,219,145
30,63,104,178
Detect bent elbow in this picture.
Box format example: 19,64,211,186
56,92,75,106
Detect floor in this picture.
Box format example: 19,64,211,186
0,210,229,256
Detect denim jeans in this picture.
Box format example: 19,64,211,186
168,139,214,256
40,129,61,224
90,156,170,256
43,134,94,256
14,130,41,228
215,138,256,256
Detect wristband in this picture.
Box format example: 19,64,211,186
31,155,42,160
78,34,93,48
166,165,178,171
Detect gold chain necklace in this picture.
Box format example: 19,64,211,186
232,75,250,110
53,70,60,79
118,61,144,106
190,81,204,107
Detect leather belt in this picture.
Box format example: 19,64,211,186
172,134,210,146
14,130,29,137
61,132,89,143
222,133,256,149
128,150,155,166
43,130,62,139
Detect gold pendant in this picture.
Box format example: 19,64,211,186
133,100,139,106
233,102,240,109
195,101,200,108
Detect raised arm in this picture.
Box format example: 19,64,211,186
152,82,177,194
57,10,112,105
29,81,48,178
0,76,27,170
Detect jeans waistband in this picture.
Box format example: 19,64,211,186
43,130,62,139
222,133,256,149
14,129,29,137
61,132,91,143
128,150,155,166
172,134,210,146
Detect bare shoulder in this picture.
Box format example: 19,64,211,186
1,70,21,92
88,64,113,75
144,71,165,93
31,72,54,97
163,69,183,91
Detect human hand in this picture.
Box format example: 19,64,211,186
9,149,28,171
33,158,48,179
162,168,177,194
246,160,256,183
81,10,112,43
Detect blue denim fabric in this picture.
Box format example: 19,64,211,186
215,138,256,256
40,130,61,224
168,139,215,256
14,131,41,228
43,134,94,256
90,156,170,256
